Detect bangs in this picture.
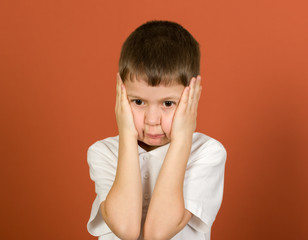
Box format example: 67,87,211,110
120,63,188,87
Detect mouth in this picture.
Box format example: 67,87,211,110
146,133,165,139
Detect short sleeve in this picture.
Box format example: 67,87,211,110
86,141,117,236
183,139,227,234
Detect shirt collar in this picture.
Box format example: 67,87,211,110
138,142,170,159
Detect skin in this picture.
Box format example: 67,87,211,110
124,78,183,151
121,75,202,152
112,72,202,239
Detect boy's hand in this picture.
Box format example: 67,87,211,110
115,73,138,139
170,76,202,142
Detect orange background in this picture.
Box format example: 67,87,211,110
0,0,307,239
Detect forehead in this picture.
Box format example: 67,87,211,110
124,79,185,99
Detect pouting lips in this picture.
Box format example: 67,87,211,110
146,133,165,139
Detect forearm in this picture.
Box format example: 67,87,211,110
144,137,192,239
103,134,142,239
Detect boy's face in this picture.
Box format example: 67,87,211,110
124,78,185,151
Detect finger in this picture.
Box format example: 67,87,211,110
187,77,197,111
120,80,128,107
177,86,190,112
193,75,202,112
195,76,201,96
192,76,202,110
194,85,202,112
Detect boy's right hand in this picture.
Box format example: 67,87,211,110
115,73,138,139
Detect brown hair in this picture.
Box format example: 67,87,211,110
119,20,200,86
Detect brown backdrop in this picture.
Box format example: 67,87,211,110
1,0,307,239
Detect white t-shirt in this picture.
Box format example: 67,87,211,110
87,132,227,240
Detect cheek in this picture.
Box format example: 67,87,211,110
161,111,175,137
131,107,144,131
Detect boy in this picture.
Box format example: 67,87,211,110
87,20,227,240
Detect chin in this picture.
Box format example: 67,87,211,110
147,137,170,146
137,131,170,149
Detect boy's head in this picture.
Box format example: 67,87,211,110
119,20,200,86
118,20,201,151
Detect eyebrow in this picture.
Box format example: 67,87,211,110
127,95,180,101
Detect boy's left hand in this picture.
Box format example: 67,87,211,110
170,75,202,142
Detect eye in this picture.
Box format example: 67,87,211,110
131,99,144,106
163,101,175,108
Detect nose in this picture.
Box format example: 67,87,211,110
145,106,161,125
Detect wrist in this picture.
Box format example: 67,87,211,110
120,131,138,140
119,126,138,137
168,138,192,163
171,132,193,144
170,135,193,148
